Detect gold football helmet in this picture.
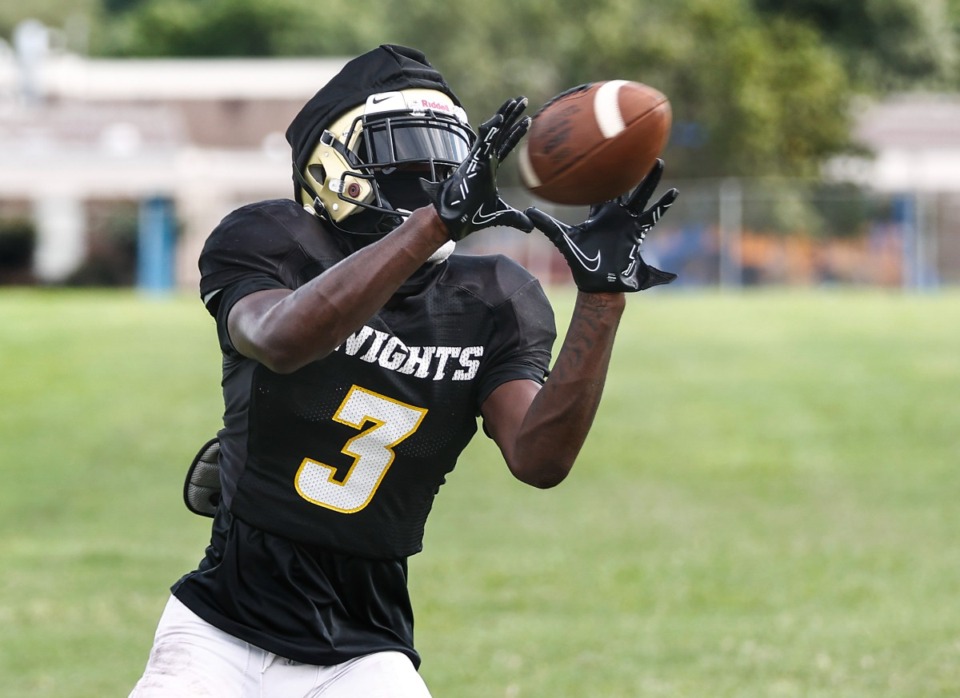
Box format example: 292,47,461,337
297,88,474,235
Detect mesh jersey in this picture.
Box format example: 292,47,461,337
173,199,556,667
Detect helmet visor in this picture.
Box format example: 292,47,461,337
358,113,473,174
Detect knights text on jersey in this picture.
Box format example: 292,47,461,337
172,200,556,666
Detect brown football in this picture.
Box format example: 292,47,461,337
517,80,672,206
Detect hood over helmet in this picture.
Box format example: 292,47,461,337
286,44,466,206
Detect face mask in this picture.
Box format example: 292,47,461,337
374,168,439,214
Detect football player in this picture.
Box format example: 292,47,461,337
131,44,677,697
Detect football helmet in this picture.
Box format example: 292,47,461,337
296,88,475,236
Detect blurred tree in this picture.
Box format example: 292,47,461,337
751,0,956,90
94,0,386,56
658,2,852,178
101,0,146,12
77,0,951,179
381,0,852,179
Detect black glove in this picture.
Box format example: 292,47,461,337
183,437,221,518
526,160,679,292
422,97,533,241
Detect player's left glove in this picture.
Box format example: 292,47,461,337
526,159,679,293
183,437,221,518
422,96,533,241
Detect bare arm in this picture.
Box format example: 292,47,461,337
495,160,680,488
227,206,450,373
482,291,625,489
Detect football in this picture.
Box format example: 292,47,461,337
517,80,672,206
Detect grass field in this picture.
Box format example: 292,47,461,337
1,287,958,697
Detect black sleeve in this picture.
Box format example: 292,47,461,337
198,202,332,354
476,275,556,408
200,206,294,308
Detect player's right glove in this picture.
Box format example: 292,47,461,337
183,437,221,518
526,159,679,293
422,96,533,241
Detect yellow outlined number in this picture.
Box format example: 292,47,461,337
294,386,428,513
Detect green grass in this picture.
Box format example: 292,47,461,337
1,288,959,697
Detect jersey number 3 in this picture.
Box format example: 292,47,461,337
294,385,428,513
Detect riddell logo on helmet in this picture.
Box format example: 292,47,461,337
420,99,452,112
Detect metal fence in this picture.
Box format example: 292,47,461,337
2,179,958,290
464,180,960,290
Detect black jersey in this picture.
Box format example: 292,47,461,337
173,199,556,667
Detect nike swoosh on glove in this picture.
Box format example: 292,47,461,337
526,159,679,293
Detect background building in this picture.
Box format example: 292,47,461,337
0,22,345,289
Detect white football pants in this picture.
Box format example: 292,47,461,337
129,595,432,698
